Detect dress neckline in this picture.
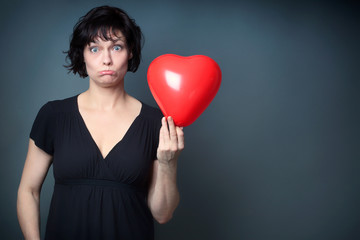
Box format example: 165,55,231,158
74,94,143,160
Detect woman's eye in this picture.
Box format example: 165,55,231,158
113,45,122,51
90,47,99,53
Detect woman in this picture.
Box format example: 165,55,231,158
17,6,184,240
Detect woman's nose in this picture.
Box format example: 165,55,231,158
102,50,112,65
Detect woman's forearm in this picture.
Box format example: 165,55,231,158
17,188,41,240
148,159,180,224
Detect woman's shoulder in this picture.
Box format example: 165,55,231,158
43,95,78,113
140,101,163,121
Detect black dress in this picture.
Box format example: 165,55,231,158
30,95,163,240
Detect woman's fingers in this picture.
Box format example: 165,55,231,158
166,116,185,151
158,116,185,162
167,117,178,143
176,126,185,150
159,117,169,146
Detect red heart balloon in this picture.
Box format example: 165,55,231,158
147,54,221,127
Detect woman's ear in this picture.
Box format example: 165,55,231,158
129,52,133,59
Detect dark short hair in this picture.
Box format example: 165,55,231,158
64,6,143,78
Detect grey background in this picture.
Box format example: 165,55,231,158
1,0,359,239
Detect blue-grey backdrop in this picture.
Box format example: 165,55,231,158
1,0,359,239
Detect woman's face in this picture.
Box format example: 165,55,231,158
83,30,132,87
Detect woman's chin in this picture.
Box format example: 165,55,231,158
92,76,124,87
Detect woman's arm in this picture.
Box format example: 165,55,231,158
17,139,53,240
148,116,184,224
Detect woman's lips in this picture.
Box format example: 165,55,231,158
99,70,115,75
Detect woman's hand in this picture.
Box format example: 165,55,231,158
157,116,184,165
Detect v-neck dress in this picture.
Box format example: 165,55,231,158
29,95,163,240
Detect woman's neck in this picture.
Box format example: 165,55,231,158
81,81,129,111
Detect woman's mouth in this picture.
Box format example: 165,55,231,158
99,70,115,75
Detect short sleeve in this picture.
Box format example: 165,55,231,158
30,102,56,155
151,108,163,161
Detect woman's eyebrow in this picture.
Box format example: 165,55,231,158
88,40,98,44
87,38,125,45
112,38,125,43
